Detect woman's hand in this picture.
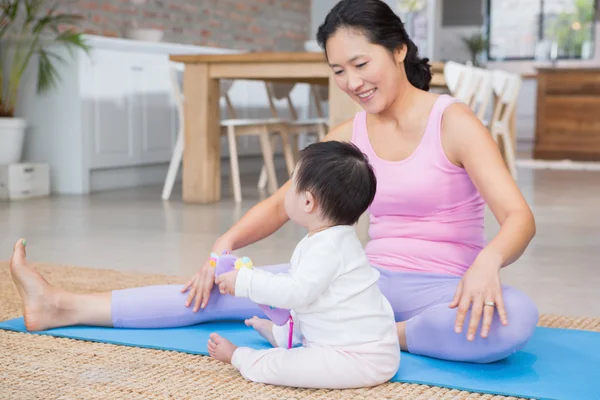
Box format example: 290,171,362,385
181,240,232,312
449,254,509,341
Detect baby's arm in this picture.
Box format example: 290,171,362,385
235,242,338,309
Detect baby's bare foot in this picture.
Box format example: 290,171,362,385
208,333,237,364
9,239,64,331
245,316,278,347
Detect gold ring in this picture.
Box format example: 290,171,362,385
484,301,496,307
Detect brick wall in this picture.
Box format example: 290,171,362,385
51,0,311,51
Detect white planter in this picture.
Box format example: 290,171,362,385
0,117,26,164
125,28,164,42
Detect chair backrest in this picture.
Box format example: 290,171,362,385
265,82,329,121
445,61,480,106
443,61,466,95
169,62,185,127
455,65,480,106
310,84,328,119
470,67,493,121
269,82,296,100
220,80,237,119
490,70,522,126
265,82,297,119
169,62,238,119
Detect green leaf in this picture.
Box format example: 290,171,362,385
56,30,90,57
0,0,90,112
34,13,84,35
36,49,61,94
0,0,19,38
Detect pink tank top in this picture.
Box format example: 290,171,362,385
352,94,486,276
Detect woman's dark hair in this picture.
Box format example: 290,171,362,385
316,0,432,91
295,141,377,226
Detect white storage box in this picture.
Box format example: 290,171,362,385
0,163,50,200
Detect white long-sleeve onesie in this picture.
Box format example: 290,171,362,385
232,225,400,389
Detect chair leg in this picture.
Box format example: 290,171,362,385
492,125,517,180
259,128,279,194
258,133,278,190
162,127,184,200
227,126,242,203
257,165,268,190
279,126,295,177
317,123,327,141
257,135,276,190
291,133,299,165
500,128,518,180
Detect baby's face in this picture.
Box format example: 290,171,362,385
284,176,305,226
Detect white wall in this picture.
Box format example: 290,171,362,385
431,0,484,62
310,0,340,39
435,26,482,62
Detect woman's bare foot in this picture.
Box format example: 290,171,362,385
245,316,278,347
9,239,64,331
208,333,238,364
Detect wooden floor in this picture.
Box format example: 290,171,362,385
1,162,599,318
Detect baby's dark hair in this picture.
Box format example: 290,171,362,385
295,141,377,226
316,0,432,91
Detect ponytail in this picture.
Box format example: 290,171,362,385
317,0,433,91
404,39,432,91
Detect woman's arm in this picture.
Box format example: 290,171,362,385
441,102,536,340
444,103,536,268
183,117,355,311
218,118,355,251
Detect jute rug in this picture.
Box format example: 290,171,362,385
2,262,599,400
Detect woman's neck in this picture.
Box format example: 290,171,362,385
376,84,422,129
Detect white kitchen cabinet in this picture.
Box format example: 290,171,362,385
17,35,237,194
16,35,315,195
82,49,178,169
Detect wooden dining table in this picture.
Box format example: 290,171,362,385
169,51,447,204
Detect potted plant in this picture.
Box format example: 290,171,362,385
0,0,89,164
461,32,488,67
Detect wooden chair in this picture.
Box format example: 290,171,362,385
444,61,480,106
161,63,294,202
443,60,466,95
489,70,521,179
258,82,329,190
469,67,494,122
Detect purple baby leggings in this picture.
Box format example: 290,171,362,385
112,264,538,363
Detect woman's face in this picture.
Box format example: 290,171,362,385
326,28,406,114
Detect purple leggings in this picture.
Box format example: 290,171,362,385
112,264,538,363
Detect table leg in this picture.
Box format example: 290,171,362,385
183,64,221,203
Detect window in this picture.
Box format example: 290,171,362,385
486,0,597,60
395,0,430,58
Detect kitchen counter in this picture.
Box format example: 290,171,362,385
534,67,600,160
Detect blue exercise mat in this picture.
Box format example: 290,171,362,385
1,317,599,400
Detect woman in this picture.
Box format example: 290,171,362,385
9,0,538,364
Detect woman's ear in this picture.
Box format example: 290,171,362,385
304,191,316,214
395,44,407,64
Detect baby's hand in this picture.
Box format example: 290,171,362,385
215,270,238,296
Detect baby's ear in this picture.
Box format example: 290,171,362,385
303,191,317,213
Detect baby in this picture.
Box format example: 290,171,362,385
208,141,400,389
